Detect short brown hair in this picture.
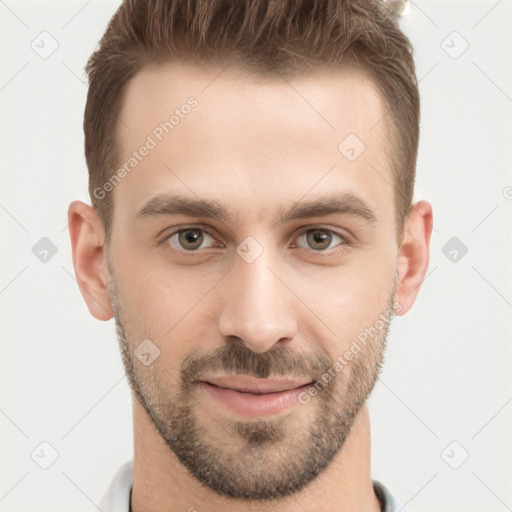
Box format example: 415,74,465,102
84,0,419,243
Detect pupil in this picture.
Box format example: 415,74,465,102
308,230,330,250
180,229,203,249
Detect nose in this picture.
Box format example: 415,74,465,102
217,248,298,353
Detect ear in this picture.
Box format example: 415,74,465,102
394,200,433,316
67,200,114,321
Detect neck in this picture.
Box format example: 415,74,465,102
131,399,381,512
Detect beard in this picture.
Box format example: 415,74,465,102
107,268,397,501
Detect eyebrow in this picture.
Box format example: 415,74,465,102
136,192,378,226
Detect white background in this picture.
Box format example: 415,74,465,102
0,1,511,511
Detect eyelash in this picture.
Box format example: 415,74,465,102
159,225,351,255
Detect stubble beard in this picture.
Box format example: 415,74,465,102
108,270,396,501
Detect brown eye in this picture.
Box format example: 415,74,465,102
166,228,217,251
296,229,346,251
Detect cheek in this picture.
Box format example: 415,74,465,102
112,262,224,362
114,249,216,314
290,254,395,347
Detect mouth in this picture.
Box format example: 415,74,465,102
198,374,315,416
202,374,315,394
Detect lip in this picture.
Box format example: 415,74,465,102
202,374,313,394
199,375,314,416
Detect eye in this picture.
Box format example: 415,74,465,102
164,228,221,251
293,228,348,252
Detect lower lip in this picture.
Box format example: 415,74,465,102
200,382,312,417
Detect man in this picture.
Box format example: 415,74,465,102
68,0,432,510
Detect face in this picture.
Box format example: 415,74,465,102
106,62,401,499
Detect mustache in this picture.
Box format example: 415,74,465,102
181,338,333,384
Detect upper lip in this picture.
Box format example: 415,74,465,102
202,374,314,394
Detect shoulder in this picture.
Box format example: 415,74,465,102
373,479,408,512
98,460,133,512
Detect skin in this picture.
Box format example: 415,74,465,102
68,61,432,512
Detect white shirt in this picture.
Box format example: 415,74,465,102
99,460,408,512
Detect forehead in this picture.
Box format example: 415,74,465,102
113,61,393,228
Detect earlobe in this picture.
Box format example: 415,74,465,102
67,200,114,321
394,200,433,316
